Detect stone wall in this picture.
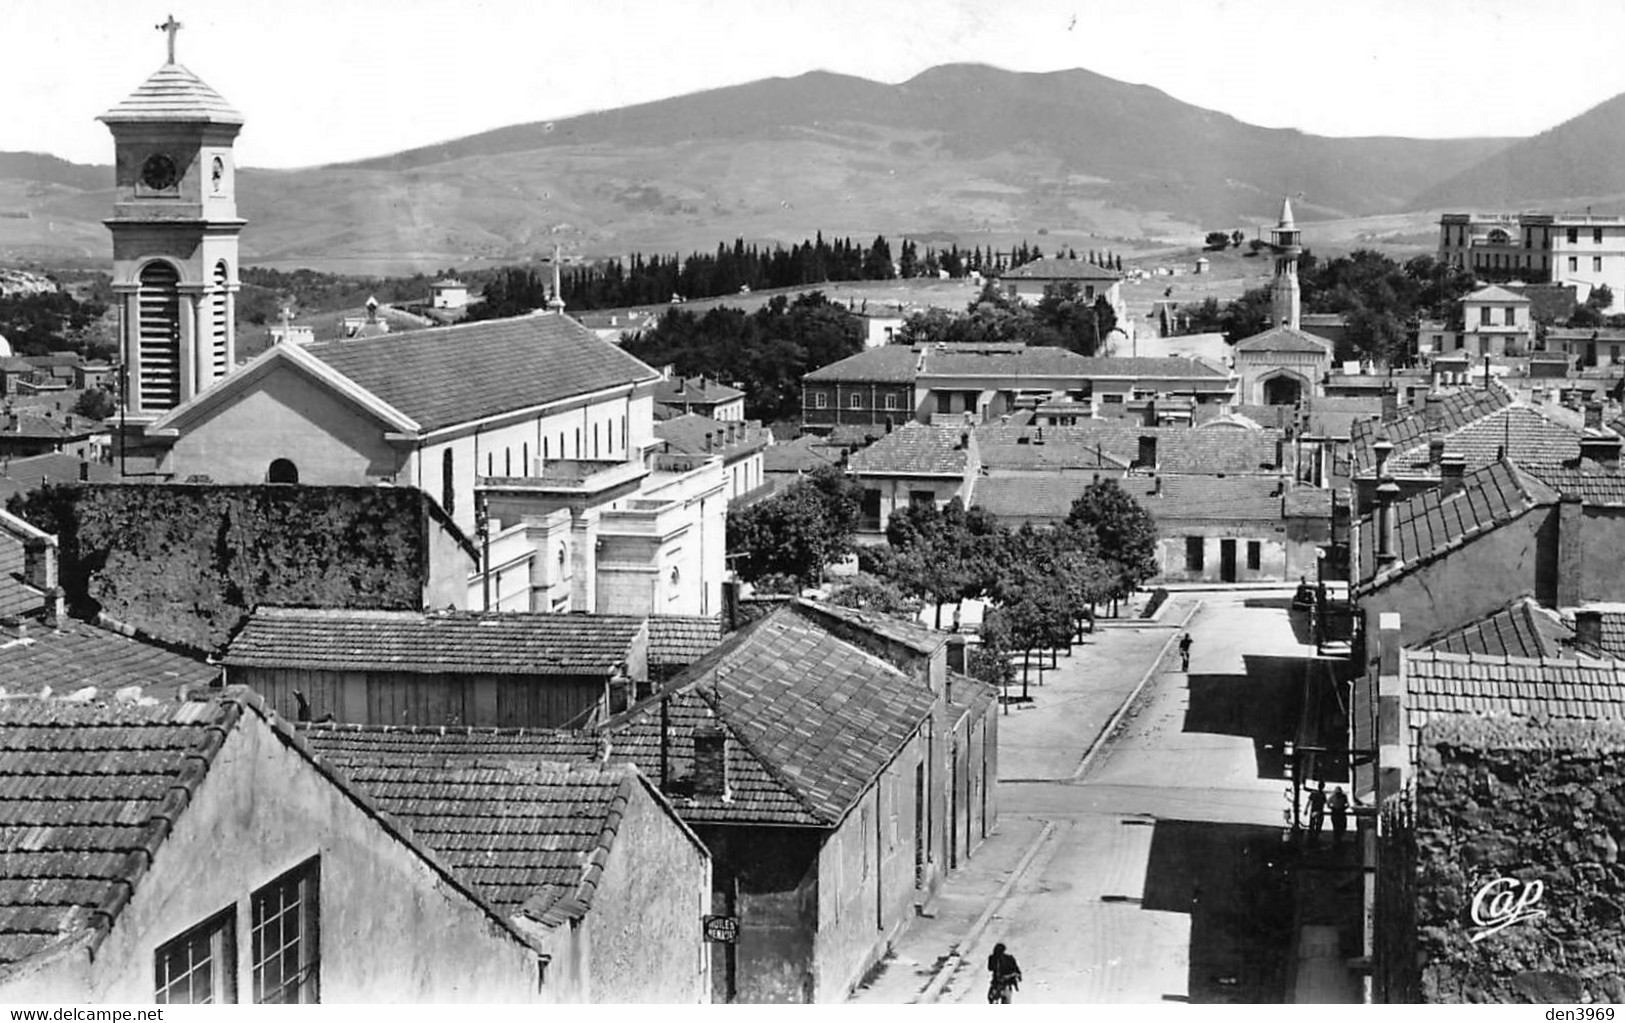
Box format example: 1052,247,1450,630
1410,716,1625,1003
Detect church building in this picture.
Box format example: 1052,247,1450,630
98,32,727,619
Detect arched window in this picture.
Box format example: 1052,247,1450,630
267,458,299,484
210,261,230,381
137,261,181,410
441,449,456,516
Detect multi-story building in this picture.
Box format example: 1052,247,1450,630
1438,212,1625,311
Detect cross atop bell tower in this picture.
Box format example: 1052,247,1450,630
156,14,182,63
99,28,245,418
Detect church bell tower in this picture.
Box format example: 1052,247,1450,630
99,17,245,418
1270,196,1302,331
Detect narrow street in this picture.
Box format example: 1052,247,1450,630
856,588,1354,1004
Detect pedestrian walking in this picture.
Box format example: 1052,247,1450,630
1306,782,1327,844
986,943,1022,1004
1178,632,1193,672
1329,786,1350,846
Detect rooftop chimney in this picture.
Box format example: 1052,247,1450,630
78,460,88,482
1424,393,1444,436
1575,608,1604,653
1439,454,1467,497
1375,479,1401,564
1558,493,1584,608
1584,402,1604,432
1373,436,1394,478
1580,433,1623,469
1428,437,1446,470
692,721,729,799
1381,388,1399,423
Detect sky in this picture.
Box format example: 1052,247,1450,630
10,0,1625,170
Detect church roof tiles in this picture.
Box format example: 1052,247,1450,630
98,64,244,126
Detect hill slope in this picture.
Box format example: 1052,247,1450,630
1409,92,1625,212
2,63,1517,267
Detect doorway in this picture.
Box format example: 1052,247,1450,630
1220,539,1237,583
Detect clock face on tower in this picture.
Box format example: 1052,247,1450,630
140,152,179,191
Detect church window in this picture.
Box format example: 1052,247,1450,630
504,449,511,476
137,261,182,411
211,261,229,382
441,450,455,516
267,459,298,484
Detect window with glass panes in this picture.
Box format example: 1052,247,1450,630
251,858,320,1003
154,907,237,1004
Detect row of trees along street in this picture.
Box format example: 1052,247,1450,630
726,467,1160,698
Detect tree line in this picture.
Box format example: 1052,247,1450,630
469,234,1129,317
894,281,1120,357
727,467,1160,692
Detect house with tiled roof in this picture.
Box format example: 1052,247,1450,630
0,690,551,1003
1415,595,1573,660
654,413,770,505
0,617,219,703
223,607,649,729
0,453,118,505
847,423,979,535
995,257,1125,323
114,310,728,618
299,730,711,1002
651,375,746,421
1459,284,1534,358
800,343,1233,432
645,614,724,685
0,407,104,462
1353,613,1625,1001
1546,326,1625,370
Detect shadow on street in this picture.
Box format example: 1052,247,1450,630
1141,820,1293,1003
1182,654,1311,780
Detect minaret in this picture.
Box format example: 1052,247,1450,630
99,17,245,417
1271,196,1302,331
547,244,566,313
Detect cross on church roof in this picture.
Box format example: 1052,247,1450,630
156,14,182,64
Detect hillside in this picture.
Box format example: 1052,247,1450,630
1,63,1520,268
1408,92,1625,213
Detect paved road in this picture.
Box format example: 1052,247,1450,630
932,590,1315,1004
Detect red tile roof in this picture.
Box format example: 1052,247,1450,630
1522,462,1625,505
223,608,645,676
305,313,658,432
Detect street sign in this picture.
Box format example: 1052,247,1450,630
704,914,739,943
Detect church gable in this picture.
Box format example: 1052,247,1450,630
162,355,410,485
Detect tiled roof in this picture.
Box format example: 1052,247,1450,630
999,258,1122,282
1464,284,1531,304
1403,649,1625,728
1348,384,1515,474
1545,327,1625,345
1068,356,1230,380
0,455,118,505
295,734,646,925
659,605,936,824
762,435,839,473
1593,611,1625,659
974,421,1282,475
1520,462,1625,505
98,63,244,125
651,376,744,405
803,346,921,384
1233,326,1335,354
0,698,244,968
795,599,946,657
646,616,724,669
304,313,658,433
1193,397,1379,439
847,423,969,476
223,608,645,675
972,473,1090,520
0,693,531,972
1119,473,1287,522
1387,406,1583,472
0,620,219,703
1354,459,1557,591
0,523,40,620
653,414,770,460
1419,597,1571,660
947,673,998,721
921,346,1096,379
